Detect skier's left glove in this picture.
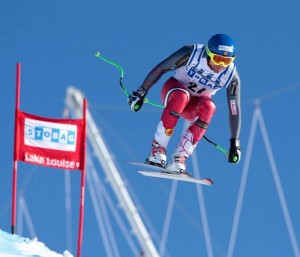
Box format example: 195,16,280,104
128,86,148,112
228,138,241,164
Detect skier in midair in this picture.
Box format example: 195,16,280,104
128,34,241,175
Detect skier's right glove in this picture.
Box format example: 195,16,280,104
228,138,241,164
128,86,148,112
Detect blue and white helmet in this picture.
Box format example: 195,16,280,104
206,34,236,57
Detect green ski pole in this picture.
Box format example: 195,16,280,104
95,52,164,108
203,136,238,162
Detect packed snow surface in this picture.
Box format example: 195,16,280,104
0,230,73,257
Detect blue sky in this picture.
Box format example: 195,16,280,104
1,0,300,257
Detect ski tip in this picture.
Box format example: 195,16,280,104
203,178,214,186
95,52,101,57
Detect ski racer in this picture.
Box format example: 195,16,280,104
128,34,241,175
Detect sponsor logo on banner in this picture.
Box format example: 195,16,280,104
24,152,80,169
24,118,77,151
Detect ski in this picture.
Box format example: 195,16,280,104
127,161,168,171
137,171,214,185
127,161,214,186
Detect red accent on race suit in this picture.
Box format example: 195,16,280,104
160,77,216,144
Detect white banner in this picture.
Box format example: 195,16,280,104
24,118,77,152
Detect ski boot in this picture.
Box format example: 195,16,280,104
166,156,191,177
146,140,167,168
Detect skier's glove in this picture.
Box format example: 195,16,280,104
228,138,241,164
128,86,148,112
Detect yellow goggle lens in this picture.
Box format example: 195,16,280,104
206,46,235,67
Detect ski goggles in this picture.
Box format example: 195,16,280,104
206,46,235,67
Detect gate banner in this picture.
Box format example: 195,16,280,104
15,110,85,170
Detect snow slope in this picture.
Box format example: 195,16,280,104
0,230,73,257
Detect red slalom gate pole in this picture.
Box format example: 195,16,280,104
77,99,87,257
11,63,21,234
